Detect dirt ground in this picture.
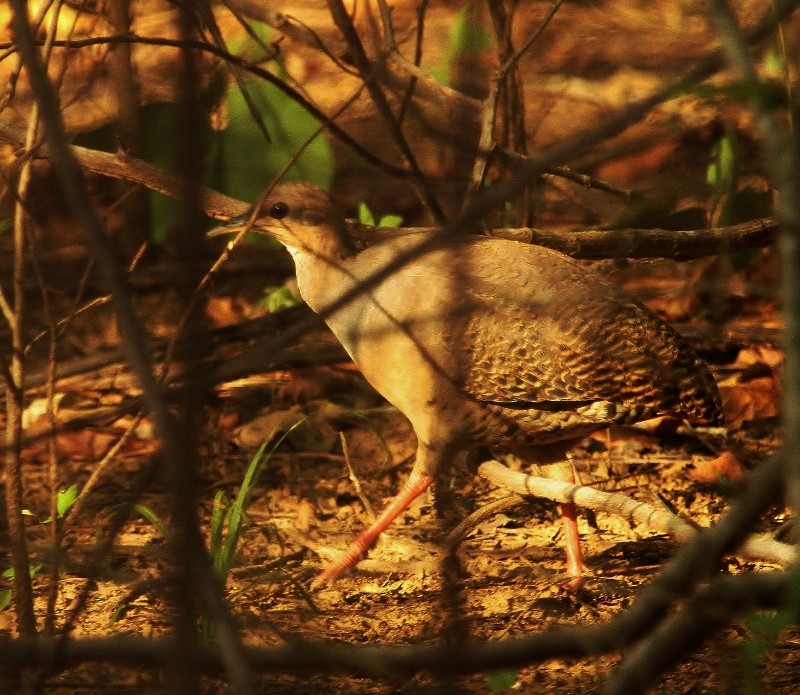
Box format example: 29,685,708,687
0,252,794,693
1,4,796,687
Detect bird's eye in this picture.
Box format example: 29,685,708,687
269,202,289,219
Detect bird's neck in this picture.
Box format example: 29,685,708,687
289,247,359,316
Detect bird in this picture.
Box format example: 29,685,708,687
209,181,724,588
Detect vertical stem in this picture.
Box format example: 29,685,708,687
709,0,800,543
4,113,36,639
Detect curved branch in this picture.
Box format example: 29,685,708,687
476,459,794,566
3,122,772,261
351,216,778,260
0,33,411,179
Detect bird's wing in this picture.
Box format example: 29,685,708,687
435,242,715,420
446,301,613,406
364,236,720,424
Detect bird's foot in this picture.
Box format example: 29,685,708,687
311,542,371,588
557,566,591,593
311,472,436,588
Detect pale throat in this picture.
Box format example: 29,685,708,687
286,244,354,315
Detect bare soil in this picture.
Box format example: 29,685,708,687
2,260,793,694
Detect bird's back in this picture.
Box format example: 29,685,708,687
328,235,723,445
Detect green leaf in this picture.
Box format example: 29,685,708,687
486,669,519,692
378,214,404,228
739,569,800,691
706,161,720,187
107,602,128,626
258,286,300,313
57,483,80,519
4,564,42,581
707,129,738,193
227,20,272,63
209,491,231,578
358,202,375,226
358,203,403,228
450,6,494,53
763,46,785,77
0,590,11,611
211,78,333,202
135,504,175,544
430,6,494,85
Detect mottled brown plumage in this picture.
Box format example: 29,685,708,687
211,181,723,586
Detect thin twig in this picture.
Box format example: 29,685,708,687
0,33,410,179
325,0,446,222
7,4,256,692
339,432,375,520
0,460,787,677
708,0,800,547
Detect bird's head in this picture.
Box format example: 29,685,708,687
208,181,355,260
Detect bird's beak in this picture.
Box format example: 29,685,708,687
206,212,253,239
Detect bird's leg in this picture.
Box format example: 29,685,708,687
554,456,588,589
521,443,589,586
312,468,434,587
560,500,586,577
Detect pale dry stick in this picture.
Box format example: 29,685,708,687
339,431,375,521
477,459,795,567
0,458,786,680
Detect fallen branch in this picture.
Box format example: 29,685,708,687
476,459,794,566
0,123,777,261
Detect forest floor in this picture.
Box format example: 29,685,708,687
1,245,795,694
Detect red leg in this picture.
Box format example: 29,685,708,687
558,463,589,591
312,471,434,587
560,501,587,581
